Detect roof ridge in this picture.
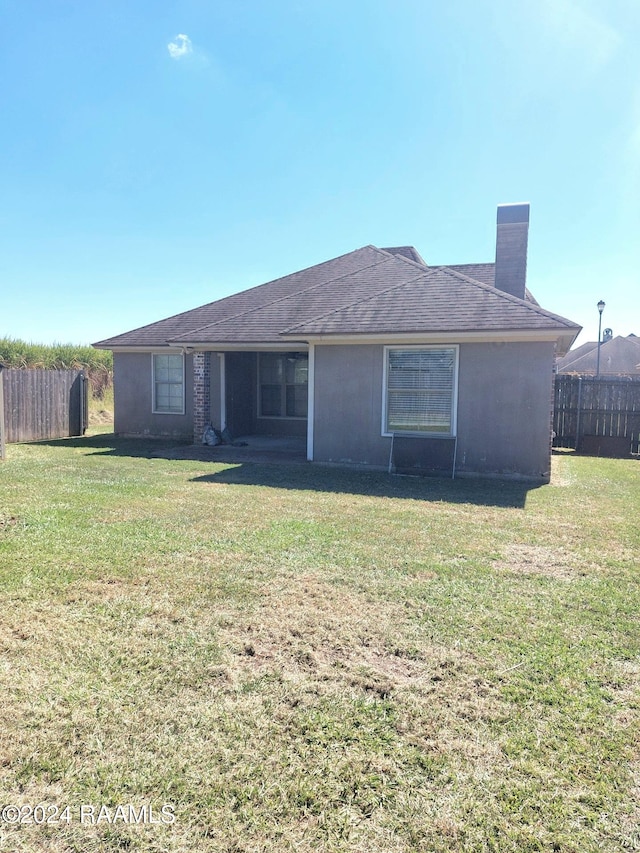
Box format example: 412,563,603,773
94,245,387,347
376,248,430,273
226,244,385,299
168,250,395,343
448,261,494,269
437,265,578,329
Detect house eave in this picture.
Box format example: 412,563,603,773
278,328,581,352
167,341,310,352
100,328,579,356
95,344,189,353
102,342,311,353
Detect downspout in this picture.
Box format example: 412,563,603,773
217,353,226,431
306,344,315,461
451,435,457,480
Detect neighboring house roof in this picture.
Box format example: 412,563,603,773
556,339,598,365
557,334,640,375
94,245,580,353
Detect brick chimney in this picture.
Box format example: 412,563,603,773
495,203,530,300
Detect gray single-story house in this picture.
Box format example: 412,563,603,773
94,203,581,481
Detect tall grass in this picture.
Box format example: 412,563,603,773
0,336,113,399
0,336,112,370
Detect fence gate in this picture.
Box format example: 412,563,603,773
0,369,5,460
0,367,88,446
553,375,640,456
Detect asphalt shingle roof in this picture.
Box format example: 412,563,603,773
446,263,496,287
446,263,539,305
169,254,433,344
94,246,385,348
282,266,576,337
93,245,579,349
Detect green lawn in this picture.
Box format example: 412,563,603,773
0,435,638,852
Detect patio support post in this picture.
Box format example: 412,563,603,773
193,351,211,444
218,352,226,431
306,344,315,461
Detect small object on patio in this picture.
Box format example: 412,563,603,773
202,423,220,446
216,426,248,447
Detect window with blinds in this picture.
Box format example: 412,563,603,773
385,347,457,435
152,353,185,414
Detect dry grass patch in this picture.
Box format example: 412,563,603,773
219,573,492,704
492,543,594,580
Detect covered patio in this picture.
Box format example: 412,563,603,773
193,350,309,454
156,432,308,465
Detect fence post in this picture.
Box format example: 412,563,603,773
0,365,5,461
575,376,582,451
84,371,90,434
79,371,88,436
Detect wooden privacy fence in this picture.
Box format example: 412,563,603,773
553,375,640,456
0,367,88,451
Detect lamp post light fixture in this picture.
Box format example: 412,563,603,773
596,300,605,377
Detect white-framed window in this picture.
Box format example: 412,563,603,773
152,353,185,414
383,346,458,436
258,352,308,419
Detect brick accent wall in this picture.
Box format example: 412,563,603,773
193,351,211,443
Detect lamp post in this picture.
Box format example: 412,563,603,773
596,300,605,377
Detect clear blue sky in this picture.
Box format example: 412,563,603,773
1,0,638,349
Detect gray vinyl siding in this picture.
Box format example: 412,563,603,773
113,351,194,439
313,344,389,468
312,341,555,481
455,341,556,479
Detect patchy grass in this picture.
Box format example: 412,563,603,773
0,439,638,852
